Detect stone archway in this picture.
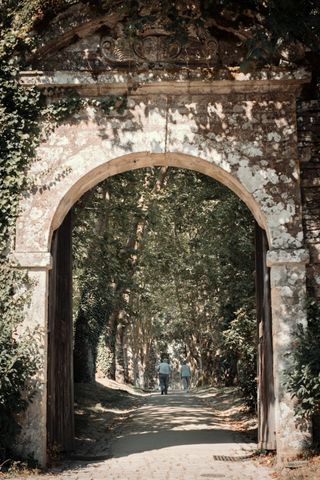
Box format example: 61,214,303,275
15,77,309,255
10,0,315,462
14,83,310,463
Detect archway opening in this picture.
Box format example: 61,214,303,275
47,163,275,459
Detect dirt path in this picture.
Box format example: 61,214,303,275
104,390,274,480
3,383,319,479
6,387,276,480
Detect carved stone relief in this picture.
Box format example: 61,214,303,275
100,26,219,65
30,18,235,71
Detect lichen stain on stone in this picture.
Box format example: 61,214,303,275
239,143,263,157
130,101,148,126
207,102,225,120
275,117,289,129
16,87,306,259
267,132,282,142
236,164,279,193
277,172,290,184
30,207,45,221
267,201,296,225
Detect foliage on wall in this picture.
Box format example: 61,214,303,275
286,299,320,422
6,0,318,83
0,3,43,454
0,2,130,453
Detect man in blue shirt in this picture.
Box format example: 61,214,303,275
157,358,171,395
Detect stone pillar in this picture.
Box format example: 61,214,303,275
267,248,311,462
12,252,52,467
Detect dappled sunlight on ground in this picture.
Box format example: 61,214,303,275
72,380,258,462
110,389,257,459
6,380,318,478
73,378,146,458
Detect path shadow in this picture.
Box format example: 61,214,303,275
112,427,249,458
111,391,256,458
50,386,257,474
72,381,145,457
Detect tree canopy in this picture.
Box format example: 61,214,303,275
72,167,257,405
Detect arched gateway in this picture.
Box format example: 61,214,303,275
13,5,311,466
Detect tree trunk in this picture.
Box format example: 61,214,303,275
116,320,130,384
73,185,111,382
104,167,169,380
73,307,95,383
104,308,119,380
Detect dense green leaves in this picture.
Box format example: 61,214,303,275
72,168,257,405
0,2,43,455
0,2,130,447
286,300,320,420
0,268,40,450
223,303,257,409
0,51,41,256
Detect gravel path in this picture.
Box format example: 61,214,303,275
11,389,275,480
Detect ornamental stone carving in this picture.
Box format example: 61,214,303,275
29,18,225,71
100,26,219,66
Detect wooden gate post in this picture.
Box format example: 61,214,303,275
255,224,276,450
47,211,74,455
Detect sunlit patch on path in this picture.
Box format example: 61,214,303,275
10,387,275,479
103,390,273,479
3,384,274,480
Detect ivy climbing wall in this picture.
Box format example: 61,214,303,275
298,100,320,301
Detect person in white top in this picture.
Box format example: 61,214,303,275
180,361,191,392
157,358,171,395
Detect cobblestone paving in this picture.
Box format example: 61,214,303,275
11,391,275,480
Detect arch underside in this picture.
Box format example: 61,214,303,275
37,152,268,249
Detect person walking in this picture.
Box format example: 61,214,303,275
157,358,171,395
180,361,191,392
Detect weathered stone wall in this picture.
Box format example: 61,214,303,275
15,76,307,254
298,99,320,300
11,1,317,465
14,73,312,464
